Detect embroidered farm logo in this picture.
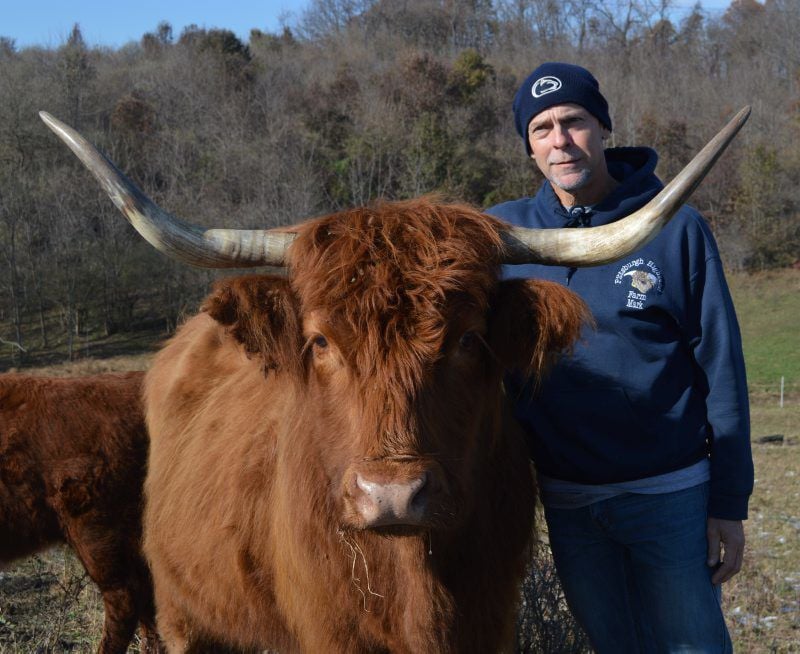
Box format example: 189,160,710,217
614,258,663,310
531,76,562,98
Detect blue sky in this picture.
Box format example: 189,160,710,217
4,0,734,49
3,0,311,48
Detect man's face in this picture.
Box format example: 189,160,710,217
527,103,609,197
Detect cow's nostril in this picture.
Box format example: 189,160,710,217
408,471,428,509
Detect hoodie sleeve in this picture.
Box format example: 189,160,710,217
685,221,753,520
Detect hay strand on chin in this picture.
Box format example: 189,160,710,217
338,530,384,612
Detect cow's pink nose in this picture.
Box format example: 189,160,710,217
353,472,428,527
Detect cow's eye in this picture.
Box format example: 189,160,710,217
313,335,328,349
458,331,480,352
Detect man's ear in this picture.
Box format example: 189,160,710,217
203,275,303,373
488,279,592,381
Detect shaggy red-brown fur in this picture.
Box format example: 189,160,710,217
0,372,162,654
142,198,589,652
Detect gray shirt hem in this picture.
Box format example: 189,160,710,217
539,459,711,510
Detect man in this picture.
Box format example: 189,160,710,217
488,62,753,653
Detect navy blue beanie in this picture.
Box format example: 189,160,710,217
513,62,612,155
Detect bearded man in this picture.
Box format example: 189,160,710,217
488,62,753,653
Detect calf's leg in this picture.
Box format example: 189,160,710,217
97,586,139,654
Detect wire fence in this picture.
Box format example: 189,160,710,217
749,378,799,406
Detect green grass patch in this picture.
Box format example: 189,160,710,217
729,269,800,401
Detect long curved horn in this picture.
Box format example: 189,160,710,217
500,106,750,266
39,111,295,268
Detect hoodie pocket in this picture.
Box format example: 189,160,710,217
540,385,650,442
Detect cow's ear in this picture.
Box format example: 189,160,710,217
203,275,303,373
488,279,592,380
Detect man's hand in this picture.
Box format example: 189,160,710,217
707,517,745,584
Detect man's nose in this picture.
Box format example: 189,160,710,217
552,124,571,147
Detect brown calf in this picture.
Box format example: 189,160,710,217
0,372,162,653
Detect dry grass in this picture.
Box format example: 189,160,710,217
0,547,107,652
727,434,800,652
6,353,153,378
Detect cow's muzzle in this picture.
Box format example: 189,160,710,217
342,460,446,530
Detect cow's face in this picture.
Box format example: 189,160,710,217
297,293,502,532
205,204,589,533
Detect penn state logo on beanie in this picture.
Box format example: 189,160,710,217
513,62,612,155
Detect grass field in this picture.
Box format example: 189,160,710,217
0,270,797,652
726,269,800,653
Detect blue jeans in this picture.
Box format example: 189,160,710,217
544,483,733,653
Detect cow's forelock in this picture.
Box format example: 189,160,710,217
288,198,505,404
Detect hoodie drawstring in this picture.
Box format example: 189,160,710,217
564,206,593,286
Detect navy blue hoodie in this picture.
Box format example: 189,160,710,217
488,147,753,520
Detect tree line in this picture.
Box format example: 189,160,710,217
1,0,798,368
